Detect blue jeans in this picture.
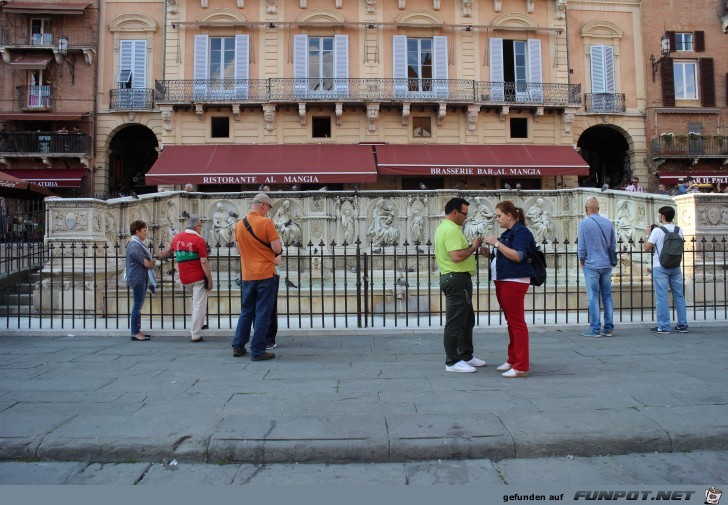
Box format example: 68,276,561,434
130,282,147,336
583,266,614,333
653,265,687,331
232,276,277,357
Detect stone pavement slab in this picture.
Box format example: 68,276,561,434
0,324,726,465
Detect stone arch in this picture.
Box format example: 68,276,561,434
296,8,346,25
196,8,247,24
577,124,633,189
491,12,538,29
395,9,444,27
109,13,158,33
106,124,159,196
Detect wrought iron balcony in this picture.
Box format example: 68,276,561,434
584,93,626,113
652,135,728,159
0,26,94,47
16,85,54,111
154,78,582,107
109,88,155,110
0,131,91,156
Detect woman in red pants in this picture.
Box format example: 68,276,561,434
484,201,537,378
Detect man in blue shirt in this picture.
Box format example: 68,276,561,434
578,197,616,337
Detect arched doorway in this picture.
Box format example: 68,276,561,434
577,126,630,188
108,125,158,196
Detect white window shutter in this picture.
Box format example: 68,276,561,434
590,45,606,93
234,34,249,99
131,40,147,90
193,35,209,99
603,45,615,93
334,34,349,97
489,38,504,101
433,35,449,99
527,39,542,101
293,34,308,98
393,35,407,98
118,40,133,84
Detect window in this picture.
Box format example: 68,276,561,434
193,35,249,99
210,117,229,138
393,35,448,98
489,38,542,102
26,69,52,109
412,117,431,138
30,19,52,45
675,33,693,51
294,35,348,97
589,45,617,111
312,116,331,138
510,118,528,138
308,37,334,92
674,61,698,99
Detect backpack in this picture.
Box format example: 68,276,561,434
657,225,684,268
528,246,547,287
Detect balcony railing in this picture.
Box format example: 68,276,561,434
0,26,94,47
0,132,91,156
16,85,54,111
109,88,155,110
584,93,626,113
155,78,582,107
652,136,728,159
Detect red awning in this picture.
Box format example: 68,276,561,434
0,112,88,121
145,144,378,185
659,173,728,184
375,144,589,177
3,2,90,14
0,171,56,196
4,168,87,188
8,54,53,69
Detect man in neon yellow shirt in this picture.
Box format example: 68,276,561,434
434,197,487,373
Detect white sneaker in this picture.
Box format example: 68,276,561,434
466,356,486,367
445,360,477,373
501,368,528,378
496,362,512,372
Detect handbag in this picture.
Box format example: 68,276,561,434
590,216,618,266
528,245,547,287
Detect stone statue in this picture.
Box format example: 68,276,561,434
341,207,355,244
209,202,236,247
526,198,551,244
463,197,494,241
615,200,634,247
366,198,398,246
410,209,425,244
273,199,302,245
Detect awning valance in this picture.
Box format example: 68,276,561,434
375,144,589,177
3,2,90,14
8,54,53,69
145,144,378,185
4,168,87,188
659,173,728,184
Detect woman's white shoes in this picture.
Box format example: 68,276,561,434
496,362,512,372
501,368,528,378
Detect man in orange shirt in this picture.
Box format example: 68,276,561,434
231,193,282,361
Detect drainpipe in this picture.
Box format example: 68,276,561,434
92,0,101,197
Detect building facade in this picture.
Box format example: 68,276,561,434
643,0,728,191
0,0,98,196
92,0,658,196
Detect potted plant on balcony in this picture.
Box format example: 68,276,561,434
660,132,674,145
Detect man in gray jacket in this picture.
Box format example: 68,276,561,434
577,197,616,337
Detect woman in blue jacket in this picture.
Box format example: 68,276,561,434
484,201,537,378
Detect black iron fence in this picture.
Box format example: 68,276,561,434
652,136,728,158
0,26,95,47
0,131,91,155
109,88,155,110
16,85,54,111
154,78,582,106
1,235,726,330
